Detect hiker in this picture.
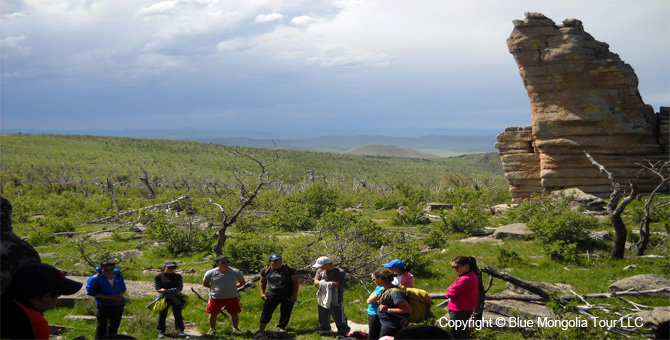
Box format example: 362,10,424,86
259,253,299,333
1,263,83,340
382,259,414,288
366,272,386,340
202,255,246,335
446,256,481,340
375,269,412,337
86,260,127,340
154,260,186,338
313,256,351,337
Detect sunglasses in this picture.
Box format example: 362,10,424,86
218,261,230,264
451,265,462,268
102,268,115,272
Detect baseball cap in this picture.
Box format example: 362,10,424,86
10,263,83,297
382,259,406,269
268,254,282,261
163,260,178,268
312,256,332,269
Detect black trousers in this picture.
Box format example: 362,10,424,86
95,305,125,339
259,295,295,329
367,314,381,340
157,303,184,333
449,309,473,340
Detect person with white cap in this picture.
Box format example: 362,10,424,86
258,253,299,333
382,259,414,288
1,263,83,340
154,260,186,338
312,256,350,337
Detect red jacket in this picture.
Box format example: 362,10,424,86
446,271,479,311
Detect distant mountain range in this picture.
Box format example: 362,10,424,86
341,144,439,158
191,135,496,157
1,128,499,157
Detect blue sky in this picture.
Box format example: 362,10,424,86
1,0,668,137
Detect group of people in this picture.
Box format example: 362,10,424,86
1,254,481,340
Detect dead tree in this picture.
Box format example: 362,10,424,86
139,169,156,199
211,147,279,256
585,151,638,260
106,177,121,214
77,170,88,199
634,159,670,256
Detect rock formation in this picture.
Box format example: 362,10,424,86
497,13,668,203
0,196,41,294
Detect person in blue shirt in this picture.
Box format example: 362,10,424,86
366,272,385,340
86,260,127,339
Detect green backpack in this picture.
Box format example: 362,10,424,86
381,287,434,323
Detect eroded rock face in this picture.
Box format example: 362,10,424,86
498,13,667,203
0,196,41,294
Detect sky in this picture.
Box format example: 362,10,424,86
1,0,669,137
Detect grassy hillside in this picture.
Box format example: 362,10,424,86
0,133,503,192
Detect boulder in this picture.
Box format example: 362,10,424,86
493,223,533,240
609,274,670,297
424,203,453,212
485,299,555,320
630,306,670,333
551,188,607,212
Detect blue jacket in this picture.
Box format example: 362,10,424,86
86,266,127,306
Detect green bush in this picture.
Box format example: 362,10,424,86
423,224,449,249
390,204,430,226
224,232,282,273
439,205,488,234
543,240,581,264
27,228,57,246
146,217,213,256
269,201,315,231
497,248,524,267
293,182,340,218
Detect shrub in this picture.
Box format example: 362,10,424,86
294,182,340,218
423,224,449,249
224,232,281,273
269,201,315,231
439,206,488,234
390,204,430,226
146,217,213,256
497,248,524,267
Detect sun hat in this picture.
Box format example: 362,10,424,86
10,263,83,296
382,259,406,269
312,256,332,269
268,254,282,261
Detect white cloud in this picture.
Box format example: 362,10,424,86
1,35,26,49
135,1,177,16
291,15,315,25
255,12,285,23
306,47,391,67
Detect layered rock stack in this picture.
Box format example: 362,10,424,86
498,13,668,203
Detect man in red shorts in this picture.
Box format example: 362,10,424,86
202,255,246,335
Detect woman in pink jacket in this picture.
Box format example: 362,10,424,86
446,256,481,340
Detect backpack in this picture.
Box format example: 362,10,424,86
263,264,291,276
381,287,433,323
